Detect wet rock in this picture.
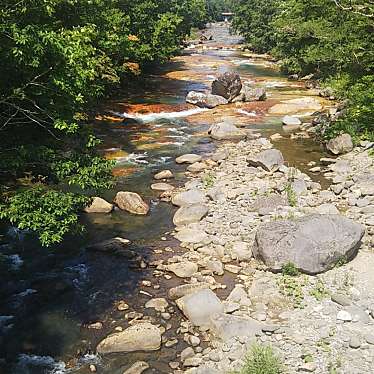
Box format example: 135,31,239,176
327,133,353,155
241,85,267,102
211,71,242,102
122,361,150,374
145,298,169,312
114,192,149,215
176,154,203,164
84,197,113,213
96,323,161,354
174,228,209,244
167,261,198,278
168,283,210,300
208,122,246,141
269,97,322,115
172,189,206,207
173,204,209,226
176,289,224,327
247,149,284,172
186,91,228,108
210,313,263,341
86,237,134,257
154,169,174,180
249,194,288,215
150,182,174,192
282,115,301,126
253,214,365,274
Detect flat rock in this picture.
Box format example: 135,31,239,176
167,261,198,278
176,289,224,327
145,298,169,312
176,154,202,164
168,283,210,300
84,197,113,213
173,204,209,226
249,194,288,215
208,122,246,141
114,191,149,215
282,115,301,126
186,91,228,108
187,162,208,173
172,189,206,207
96,323,161,354
151,183,174,192
247,149,284,172
174,228,209,244
253,214,365,274
86,237,133,257
269,97,322,115
154,170,174,180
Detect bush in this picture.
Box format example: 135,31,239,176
235,343,284,374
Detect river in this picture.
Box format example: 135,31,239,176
0,23,330,374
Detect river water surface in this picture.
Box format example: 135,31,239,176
0,23,330,374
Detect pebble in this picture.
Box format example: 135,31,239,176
337,310,352,322
349,336,361,349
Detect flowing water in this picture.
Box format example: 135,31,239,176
0,23,330,373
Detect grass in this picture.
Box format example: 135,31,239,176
284,183,297,207
310,279,329,301
202,172,215,188
234,343,284,374
281,262,299,276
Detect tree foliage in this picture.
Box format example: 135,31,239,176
232,0,374,140
0,0,217,246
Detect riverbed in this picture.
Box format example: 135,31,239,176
0,23,332,374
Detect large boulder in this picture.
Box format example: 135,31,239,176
173,204,209,226
114,192,149,215
84,197,113,213
211,72,242,102
241,84,266,102
253,214,365,274
172,189,206,207
176,289,224,327
186,91,228,108
96,323,161,354
326,133,354,155
247,149,284,172
208,122,246,141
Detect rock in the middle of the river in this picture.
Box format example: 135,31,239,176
253,214,365,274
211,71,242,102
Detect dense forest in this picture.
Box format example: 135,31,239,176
232,0,374,141
0,0,230,246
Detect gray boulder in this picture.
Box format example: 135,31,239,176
253,214,365,274
176,289,224,327
173,204,209,226
172,189,205,207
208,122,246,141
249,194,288,215
186,91,228,108
211,71,242,102
96,323,161,354
241,85,267,102
174,228,209,244
282,115,301,126
247,149,284,172
327,133,353,155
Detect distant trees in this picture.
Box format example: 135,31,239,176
0,0,214,246
232,0,374,141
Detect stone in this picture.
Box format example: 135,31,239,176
316,203,339,215
86,237,133,257
176,154,202,164
241,85,267,102
337,310,352,322
269,97,322,115
210,313,263,341
154,170,173,180
122,361,150,374
327,133,354,155
298,362,317,372
365,334,374,345
226,285,251,307
187,162,208,173
206,259,224,275
247,149,284,172
208,122,246,141
168,283,210,300
211,71,242,102
331,293,351,307
96,323,161,354
172,189,205,207
176,289,224,327
173,204,209,226
249,194,288,215
231,241,253,261
331,160,351,174
253,214,365,274
291,179,308,196
150,182,174,192
181,347,195,362
186,91,228,108
84,197,113,213
349,336,361,349
114,192,149,215
167,261,198,278
145,298,168,312
174,228,209,244
211,150,229,162
282,115,301,126
189,335,201,347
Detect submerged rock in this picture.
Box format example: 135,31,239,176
84,197,113,213
253,214,365,274
186,91,228,108
208,122,246,141
96,323,161,354
247,149,284,172
114,191,149,215
86,237,134,257
122,361,150,374
326,133,354,155
211,71,242,102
